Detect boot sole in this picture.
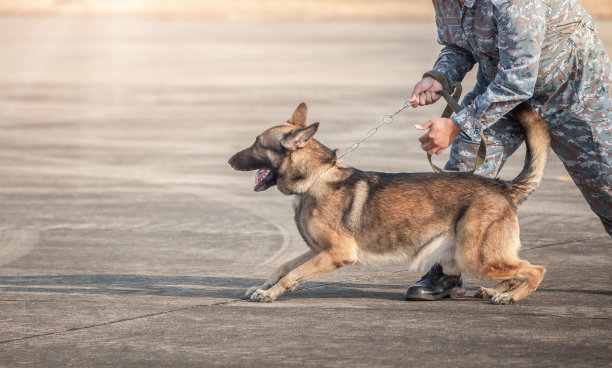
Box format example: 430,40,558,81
405,286,466,301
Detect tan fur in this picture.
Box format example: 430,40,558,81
346,180,369,230
229,102,550,304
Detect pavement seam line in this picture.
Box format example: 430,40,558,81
522,236,609,251
0,298,245,345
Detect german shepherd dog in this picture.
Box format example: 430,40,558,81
228,102,550,304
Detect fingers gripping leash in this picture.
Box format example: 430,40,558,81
422,70,487,174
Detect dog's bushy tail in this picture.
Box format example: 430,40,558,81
506,102,551,206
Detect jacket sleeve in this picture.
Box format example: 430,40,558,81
432,45,477,84
462,66,490,108
452,0,547,141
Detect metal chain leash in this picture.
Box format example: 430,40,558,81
337,99,412,159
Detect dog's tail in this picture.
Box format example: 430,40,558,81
505,102,551,206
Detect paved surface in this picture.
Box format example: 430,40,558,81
0,17,610,367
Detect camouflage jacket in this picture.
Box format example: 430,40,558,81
432,0,607,140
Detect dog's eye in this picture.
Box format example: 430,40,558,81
255,141,262,149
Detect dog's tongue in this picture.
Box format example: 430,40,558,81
255,169,269,189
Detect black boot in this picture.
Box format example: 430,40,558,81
405,264,466,301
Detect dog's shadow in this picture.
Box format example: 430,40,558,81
0,275,608,301
0,274,413,300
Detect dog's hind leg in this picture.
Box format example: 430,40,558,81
471,260,546,304
463,242,545,304
487,261,546,304
249,245,356,302
245,250,316,298
458,206,546,304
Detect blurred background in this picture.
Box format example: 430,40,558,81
0,0,610,19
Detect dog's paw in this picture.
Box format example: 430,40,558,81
490,293,515,305
474,287,495,300
245,286,260,299
245,282,273,298
249,289,276,303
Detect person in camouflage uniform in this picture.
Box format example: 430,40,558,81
405,0,612,301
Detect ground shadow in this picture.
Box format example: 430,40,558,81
0,275,409,299
0,275,609,300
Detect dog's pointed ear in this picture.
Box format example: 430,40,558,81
287,102,308,127
281,123,319,150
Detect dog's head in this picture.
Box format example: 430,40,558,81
228,103,319,192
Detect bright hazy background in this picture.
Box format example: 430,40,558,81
0,0,610,20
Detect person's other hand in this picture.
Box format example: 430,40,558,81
409,77,444,108
415,117,463,155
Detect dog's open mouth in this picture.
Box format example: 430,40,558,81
254,168,277,192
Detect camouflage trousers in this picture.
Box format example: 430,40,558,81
444,93,612,236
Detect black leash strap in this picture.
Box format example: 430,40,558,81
422,70,486,174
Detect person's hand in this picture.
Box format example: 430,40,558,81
409,77,444,108
415,117,463,155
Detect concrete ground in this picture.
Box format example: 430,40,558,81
0,17,610,367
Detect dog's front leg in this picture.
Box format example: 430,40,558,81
245,250,317,299
249,249,356,302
